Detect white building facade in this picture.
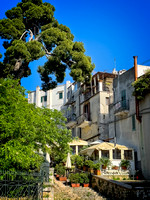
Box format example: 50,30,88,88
28,81,71,110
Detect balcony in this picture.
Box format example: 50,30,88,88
114,100,129,116
77,113,91,128
66,115,77,127
65,95,75,106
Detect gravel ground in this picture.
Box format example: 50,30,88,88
54,177,109,200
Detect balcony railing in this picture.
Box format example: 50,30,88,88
66,115,76,123
66,115,77,127
77,113,91,128
114,100,129,115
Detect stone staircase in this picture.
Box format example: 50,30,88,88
54,177,108,200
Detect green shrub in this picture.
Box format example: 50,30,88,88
100,157,111,168
69,173,80,183
93,163,101,170
84,160,94,168
55,163,65,176
80,173,89,183
120,160,130,168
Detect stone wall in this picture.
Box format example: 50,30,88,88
92,175,150,199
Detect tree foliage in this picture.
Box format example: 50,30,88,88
0,0,95,90
0,78,72,171
132,70,150,100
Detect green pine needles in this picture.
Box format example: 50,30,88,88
0,0,95,90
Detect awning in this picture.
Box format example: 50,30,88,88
69,139,89,146
80,142,132,156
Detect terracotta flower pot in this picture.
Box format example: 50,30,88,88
102,165,106,170
71,183,80,187
121,166,127,170
59,176,67,181
112,166,119,170
95,169,101,175
83,183,89,187
83,166,86,171
56,174,59,178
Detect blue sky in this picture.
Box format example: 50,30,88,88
1,0,150,91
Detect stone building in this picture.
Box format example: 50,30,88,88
139,91,150,179
109,56,150,171
64,72,117,142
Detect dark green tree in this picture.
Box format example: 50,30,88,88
0,78,72,171
0,0,95,90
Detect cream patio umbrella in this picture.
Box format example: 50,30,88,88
66,153,72,168
65,153,72,178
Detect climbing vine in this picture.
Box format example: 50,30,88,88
132,70,150,100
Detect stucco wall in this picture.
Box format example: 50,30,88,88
139,93,150,179
109,68,141,163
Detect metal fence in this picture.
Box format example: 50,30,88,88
0,171,43,200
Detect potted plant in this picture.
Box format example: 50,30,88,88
112,165,119,170
120,159,130,170
85,160,94,173
69,173,80,187
100,157,111,169
76,155,84,169
93,163,101,175
80,173,89,187
56,164,67,181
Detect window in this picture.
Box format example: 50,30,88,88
124,150,132,160
121,90,126,108
59,92,63,99
132,115,136,131
113,149,121,159
41,96,47,102
101,150,109,158
106,97,109,105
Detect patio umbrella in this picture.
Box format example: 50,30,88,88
65,153,72,178
66,153,72,168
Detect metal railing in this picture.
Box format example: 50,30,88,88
114,100,129,114
77,113,91,125
0,171,43,199
66,115,76,123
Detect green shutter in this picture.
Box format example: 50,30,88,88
44,96,47,101
59,92,63,99
132,115,136,131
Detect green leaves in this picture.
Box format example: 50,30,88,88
0,78,71,171
0,0,95,89
132,70,150,100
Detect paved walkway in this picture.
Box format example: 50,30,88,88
54,177,108,200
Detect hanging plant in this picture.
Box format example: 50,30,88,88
132,70,150,100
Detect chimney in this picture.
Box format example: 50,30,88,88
133,56,141,123
133,56,138,81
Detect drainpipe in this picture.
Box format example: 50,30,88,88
133,56,141,122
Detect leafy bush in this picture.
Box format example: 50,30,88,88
120,160,130,168
80,173,89,184
93,163,101,170
55,163,65,176
100,157,111,168
69,173,80,183
71,155,84,167
84,160,94,168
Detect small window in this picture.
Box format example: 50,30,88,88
113,149,121,159
132,115,136,131
59,92,63,99
124,150,132,160
106,97,109,105
101,150,109,158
